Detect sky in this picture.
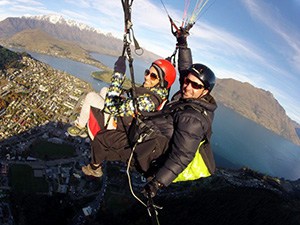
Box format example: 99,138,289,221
0,0,299,123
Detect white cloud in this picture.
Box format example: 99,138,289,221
65,0,91,8
60,9,87,21
243,0,300,73
16,0,43,6
0,0,55,18
0,0,11,6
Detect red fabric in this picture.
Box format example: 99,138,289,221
87,107,104,140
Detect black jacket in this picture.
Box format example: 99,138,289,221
154,93,217,186
144,46,217,186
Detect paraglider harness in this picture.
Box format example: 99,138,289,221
120,1,215,224
120,1,162,224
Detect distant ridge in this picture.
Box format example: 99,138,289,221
296,128,300,139
212,78,300,146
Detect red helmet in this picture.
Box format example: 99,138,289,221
152,59,176,89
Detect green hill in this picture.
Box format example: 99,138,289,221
5,29,90,60
92,70,140,89
0,45,24,70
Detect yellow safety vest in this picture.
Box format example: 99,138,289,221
173,140,211,183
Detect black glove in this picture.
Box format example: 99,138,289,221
175,27,189,48
142,179,164,198
114,56,126,74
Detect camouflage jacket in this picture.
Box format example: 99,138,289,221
104,72,169,117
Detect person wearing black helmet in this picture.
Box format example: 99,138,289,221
141,31,217,198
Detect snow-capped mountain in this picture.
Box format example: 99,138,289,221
23,14,102,34
0,14,124,55
0,14,160,61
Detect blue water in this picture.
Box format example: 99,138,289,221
90,52,151,85
26,51,300,181
212,104,300,180
22,51,106,91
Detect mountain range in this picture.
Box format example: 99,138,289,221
212,79,300,145
0,15,299,146
0,15,159,62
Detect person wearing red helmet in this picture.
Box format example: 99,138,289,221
104,57,176,119
151,59,176,89
78,56,176,177
67,56,176,140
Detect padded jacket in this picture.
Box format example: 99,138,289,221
142,92,217,187
145,46,217,186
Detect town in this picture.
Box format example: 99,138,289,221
0,54,96,223
0,53,152,224
0,55,92,140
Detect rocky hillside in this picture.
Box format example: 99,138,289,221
212,78,300,146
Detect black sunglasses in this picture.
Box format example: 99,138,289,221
184,77,205,89
144,69,159,80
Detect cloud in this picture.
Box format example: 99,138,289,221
60,9,87,21
65,0,91,8
243,0,300,73
192,23,267,62
16,0,43,5
0,0,11,6
0,0,55,19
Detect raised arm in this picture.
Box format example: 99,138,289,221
174,27,193,88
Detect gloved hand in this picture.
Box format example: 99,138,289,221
175,27,189,48
142,179,164,198
114,56,126,74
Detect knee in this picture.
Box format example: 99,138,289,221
85,92,100,102
86,91,97,98
99,87,108,99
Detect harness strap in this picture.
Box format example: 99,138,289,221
147,194,161,225
121,0,143,116
168,15,180,36
120,3,162,222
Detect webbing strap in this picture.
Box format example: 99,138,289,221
147,194,161,225
120,3,162,225
121,0,143,116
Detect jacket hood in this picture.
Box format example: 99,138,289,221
199,93,218,112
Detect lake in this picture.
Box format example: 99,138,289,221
27,51,300,181
27,52,106,91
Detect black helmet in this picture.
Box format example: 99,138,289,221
188,63,216,91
